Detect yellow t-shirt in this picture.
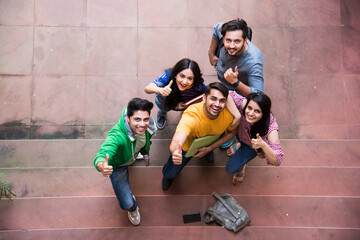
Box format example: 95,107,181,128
176,102,235,151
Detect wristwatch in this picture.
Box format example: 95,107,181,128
233,79,240,88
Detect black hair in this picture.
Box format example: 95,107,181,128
205,82,229,99
221,18,249,40
127,98,154,117
164,58,204,110
243,92,272,138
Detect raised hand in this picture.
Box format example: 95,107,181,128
158,80,173,97
251,133,265,150
172,144,183,165
99,154,113,177
224,66,239,85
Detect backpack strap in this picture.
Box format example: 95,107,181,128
206,208,237,222
212,192,239,218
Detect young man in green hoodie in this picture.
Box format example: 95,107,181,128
94,98,157,226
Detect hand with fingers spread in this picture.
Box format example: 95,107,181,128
97,154,113,177
251,133,265,150
224,66,239,85
172,144,183,165
158,80,173,97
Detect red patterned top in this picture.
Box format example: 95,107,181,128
230,91,284,165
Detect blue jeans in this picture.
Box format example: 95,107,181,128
162,150,193,180
155,94,169,118
109,166,137,212
226,141,257,173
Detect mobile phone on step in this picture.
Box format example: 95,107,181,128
183,212,201,223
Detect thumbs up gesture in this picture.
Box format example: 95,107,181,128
224,66,239,85
158,80,173,97
251,133,264,150
98,154,113,177
172,144,183,165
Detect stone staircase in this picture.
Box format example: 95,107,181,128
1,138,359,239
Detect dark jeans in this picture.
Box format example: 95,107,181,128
226,141,257,173
162,149,193,180
155,94,169,118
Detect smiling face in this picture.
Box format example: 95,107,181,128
127,110,150,135
203,89,227,119
244,100,263,125
223,30,247,56
175,68,194,91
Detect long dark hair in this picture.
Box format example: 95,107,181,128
243,92,271,138
164,58,204,110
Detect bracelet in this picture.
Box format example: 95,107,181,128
233,80,240,88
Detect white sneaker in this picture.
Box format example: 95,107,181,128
128,207,140,225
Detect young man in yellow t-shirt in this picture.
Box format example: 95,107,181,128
162,82,239,190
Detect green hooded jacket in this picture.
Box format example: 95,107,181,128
93,107,157,171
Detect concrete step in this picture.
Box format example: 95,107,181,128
2,166,360,198
2,227,359,240
1,139,359,239
1,196,359,230
1,139,360,167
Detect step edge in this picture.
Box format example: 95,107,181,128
5,194,360,200
1,225,360,232
2,165,360,170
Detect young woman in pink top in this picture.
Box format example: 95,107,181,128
227,91,284,185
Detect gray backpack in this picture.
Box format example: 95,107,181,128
203,192,250,232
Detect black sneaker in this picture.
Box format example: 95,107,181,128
162,177,173,191
157,114,167,130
